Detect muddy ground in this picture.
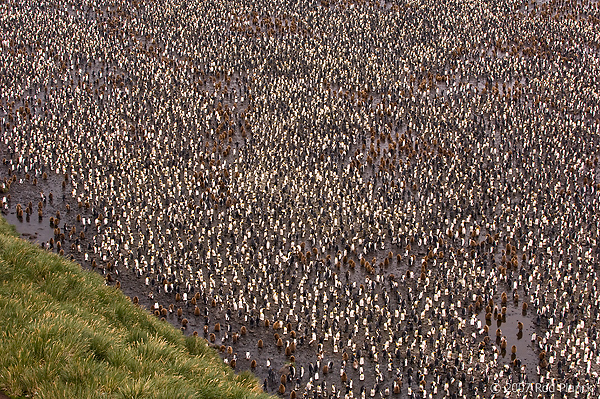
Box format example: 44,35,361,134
1,162,544,397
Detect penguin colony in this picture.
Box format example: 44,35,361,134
1,0,600,398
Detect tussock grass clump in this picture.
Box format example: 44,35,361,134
0,217,272,399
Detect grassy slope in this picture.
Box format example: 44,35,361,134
0,217,272,399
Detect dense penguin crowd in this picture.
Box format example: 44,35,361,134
1,0,600,397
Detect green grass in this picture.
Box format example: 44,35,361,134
0,216,273,399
